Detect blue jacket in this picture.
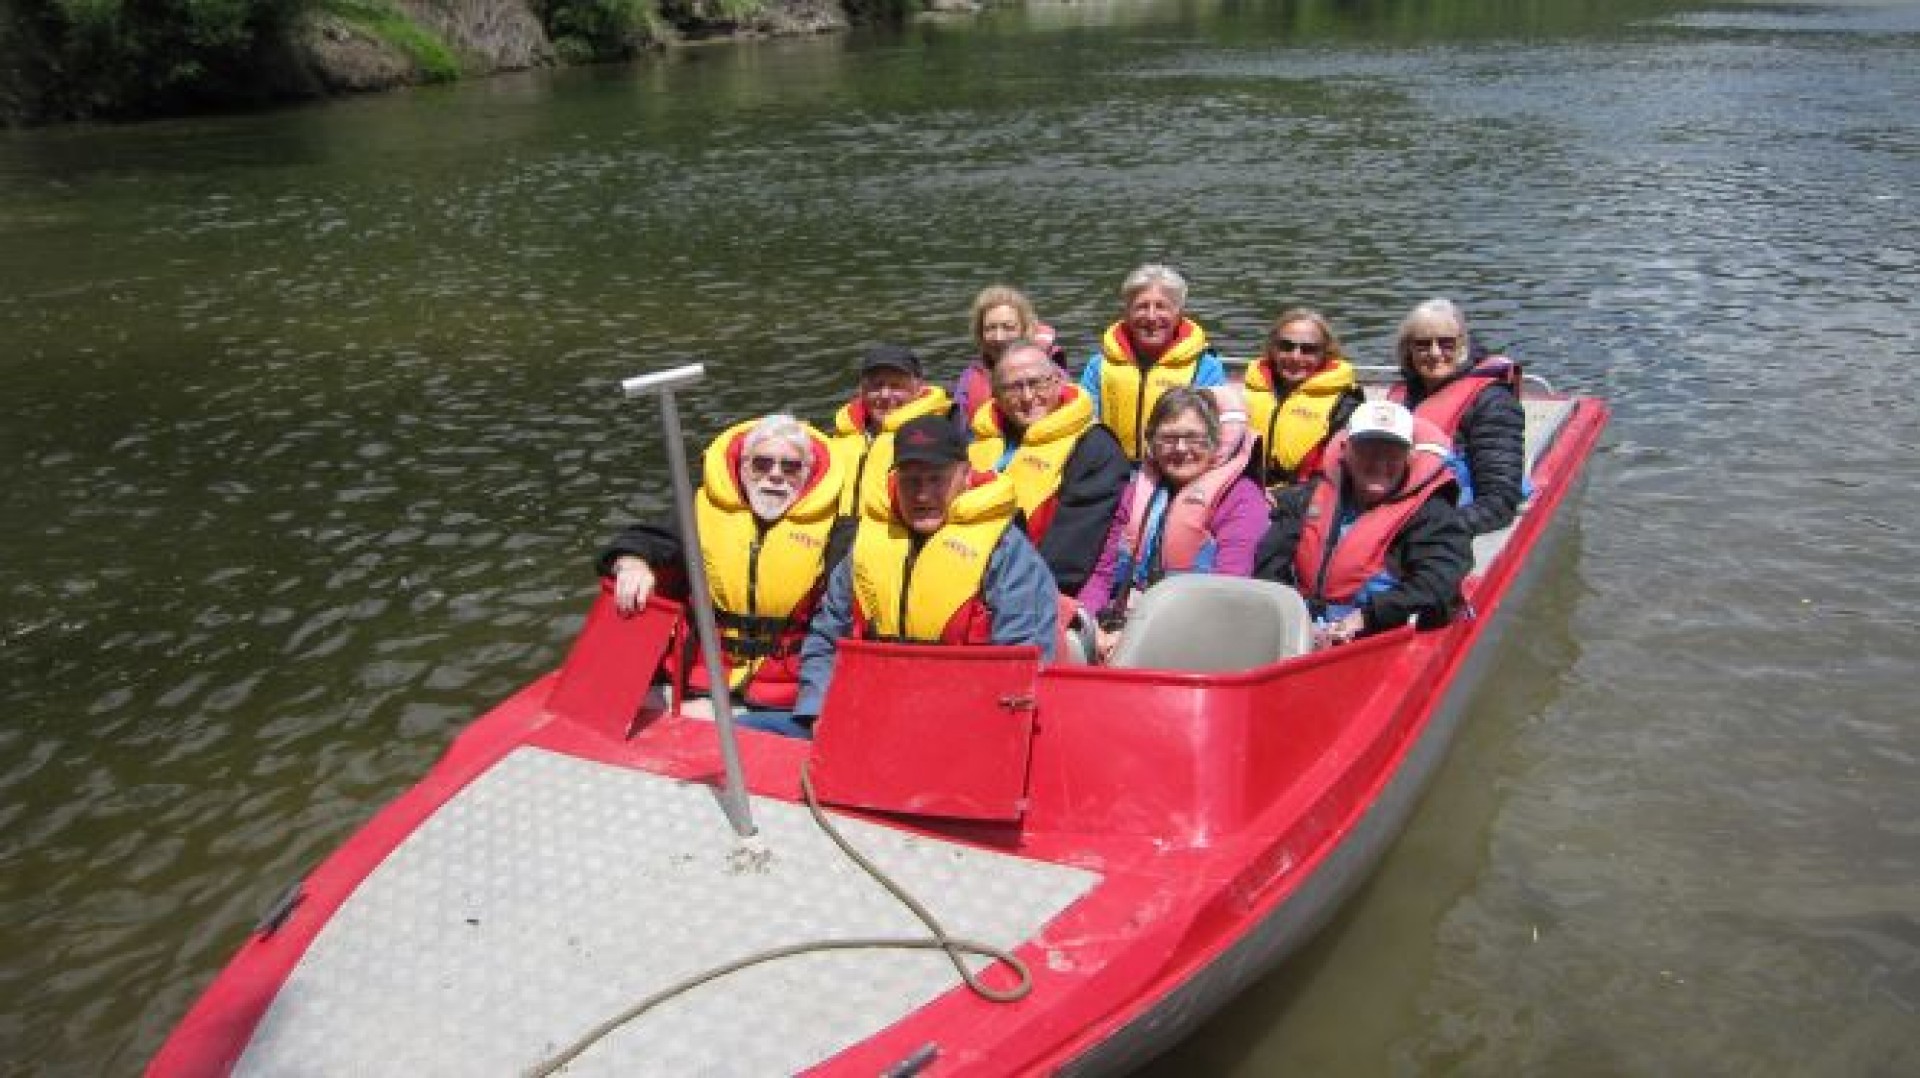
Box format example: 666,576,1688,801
793,525,1058,717
1076,349,1228,419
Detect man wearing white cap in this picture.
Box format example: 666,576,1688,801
1253,400,1472,648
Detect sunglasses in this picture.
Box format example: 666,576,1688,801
1409,336,1460,354
1269,336,1324,356
745,455,805,480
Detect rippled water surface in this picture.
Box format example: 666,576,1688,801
3,1,1916,1072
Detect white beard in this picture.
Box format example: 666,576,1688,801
745,482,800,522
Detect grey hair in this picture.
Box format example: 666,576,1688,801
1394,298,1473,369
1120,263,1189,310
739,414,815,476
1146,385,1220,447
990,338,1055,384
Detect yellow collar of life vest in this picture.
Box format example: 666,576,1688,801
1246,359,1357,475
967,387,1094,521
852,470,1018,641
831,386,954,516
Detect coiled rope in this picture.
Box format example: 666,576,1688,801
525,759,1033,1076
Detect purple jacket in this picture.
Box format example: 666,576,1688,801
1077,473,1268,616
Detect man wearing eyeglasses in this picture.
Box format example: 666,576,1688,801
786,415,1058,737
965,340,1131,597
596,414,850,715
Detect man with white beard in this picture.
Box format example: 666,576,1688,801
597,414,850,716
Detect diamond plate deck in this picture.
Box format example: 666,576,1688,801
236,747,1101,1076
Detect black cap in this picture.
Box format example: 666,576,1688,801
860,343,923,378
892,415,967,467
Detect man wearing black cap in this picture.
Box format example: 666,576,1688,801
780,414,1057,736
1254,401,1471,648
827,344,955,521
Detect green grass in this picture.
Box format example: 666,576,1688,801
321,0,461,82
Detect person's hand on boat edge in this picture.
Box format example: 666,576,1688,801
1312,610,1366,650
612,556,656,616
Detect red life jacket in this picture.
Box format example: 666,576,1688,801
1114,385,1252,585
1292,420,1455,607
1390,355,1522,438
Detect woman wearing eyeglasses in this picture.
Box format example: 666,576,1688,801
1076,386,1267,661
1244,307,1365,489
1392,298,1528,535
596,414,851,714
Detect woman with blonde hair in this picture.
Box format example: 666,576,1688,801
950,284,1063,429
1243,306,1365,489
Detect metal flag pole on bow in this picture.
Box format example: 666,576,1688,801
621,363,756,839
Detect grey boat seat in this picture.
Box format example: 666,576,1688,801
1107,575,1314,672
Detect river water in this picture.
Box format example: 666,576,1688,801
2,0,1916,1072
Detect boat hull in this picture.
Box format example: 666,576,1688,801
151,396,1608,1076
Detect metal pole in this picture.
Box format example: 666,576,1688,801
623,364,756,839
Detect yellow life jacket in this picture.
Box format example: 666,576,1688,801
850,470,1018,644
1245,358,1358,481
828,386,954,518
966,385,1094,542
692,420,845,699
1096,317,1211,460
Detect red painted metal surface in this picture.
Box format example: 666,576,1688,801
810,641,1043,821
151,397,1609,1077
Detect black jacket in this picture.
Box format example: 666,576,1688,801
1254,477,1473,634
1404,372,1526,535
1035,425,1131,597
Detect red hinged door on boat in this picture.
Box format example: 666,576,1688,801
808,641,1043,822
546,588,682,738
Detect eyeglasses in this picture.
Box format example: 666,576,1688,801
994,373,1058,399
1409,336,1460,354
745,455,805,480
1269,336,1324,356
1151,432,1214,452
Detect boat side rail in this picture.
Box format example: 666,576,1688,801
1220,356,1559,397
1026,623,1456,846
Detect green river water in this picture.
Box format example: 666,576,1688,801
2,0,1916,1072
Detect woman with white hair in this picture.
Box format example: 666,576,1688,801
597,413,850,713
1077,263,1226,461
1391,298,1528,535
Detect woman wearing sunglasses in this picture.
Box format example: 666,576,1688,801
596,414,850,715
1076,386,1266,662
1243,307,1365,489
1392,298,1528,535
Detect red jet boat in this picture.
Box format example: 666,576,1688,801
152,376,1607,1076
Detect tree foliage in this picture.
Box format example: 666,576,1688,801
536,0,658,62
4,0,313,119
